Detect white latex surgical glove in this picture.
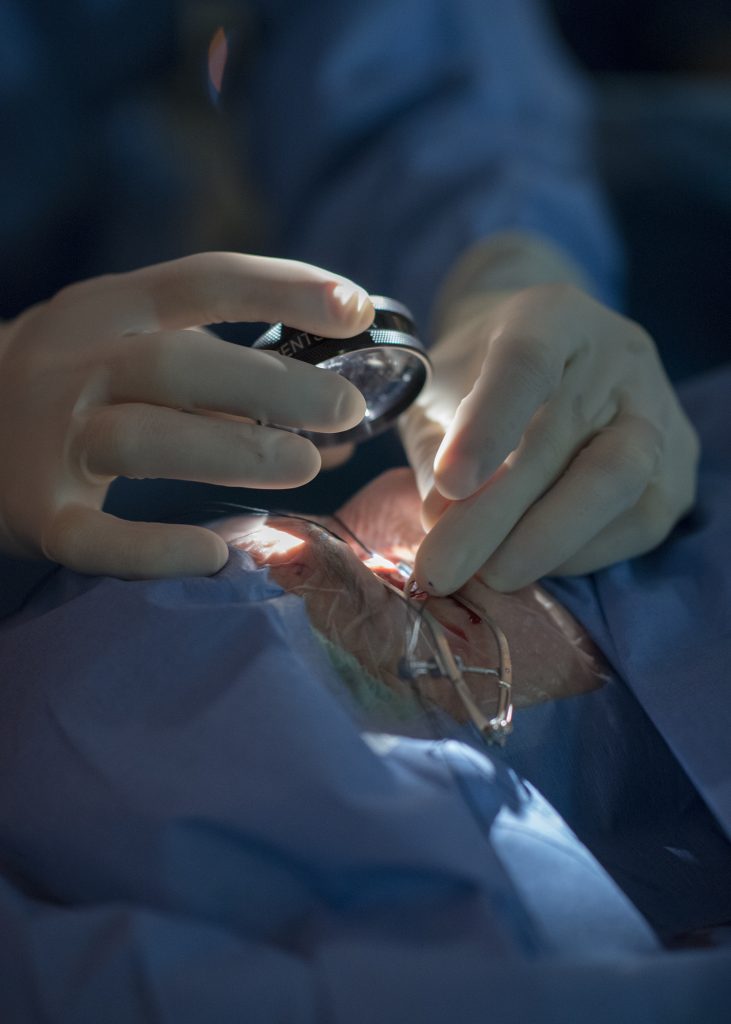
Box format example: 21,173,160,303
0,252,373,578
400,236,700,596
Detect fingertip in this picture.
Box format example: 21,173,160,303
326,280,374,336
433,473,470,503
204,530,232,574
45,508,232,580
434,455,482,501
269,432,322,487
412,547,451,598
136,525,230,579
332,377,367,430
319,442,356,470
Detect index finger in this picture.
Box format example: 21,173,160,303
433,326,568,501
109,330,368,433
58,252,374,338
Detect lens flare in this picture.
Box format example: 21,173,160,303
207,27,229,104
362,554,399,573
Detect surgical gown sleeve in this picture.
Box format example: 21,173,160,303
231,0,621,330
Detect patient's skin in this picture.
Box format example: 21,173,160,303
217,469,609,721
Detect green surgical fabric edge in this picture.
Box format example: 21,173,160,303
311,627,421,723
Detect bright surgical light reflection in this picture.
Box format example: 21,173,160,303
250,525,306,557
363,546,418,572
362,552,413,587
363,553,400,573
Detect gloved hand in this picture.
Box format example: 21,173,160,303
0,252,372,578
400,250,699,596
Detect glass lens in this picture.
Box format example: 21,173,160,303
318,349,419,422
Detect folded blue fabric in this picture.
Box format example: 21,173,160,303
0,372,728,1019
544,365,731,844
3,550,699,1021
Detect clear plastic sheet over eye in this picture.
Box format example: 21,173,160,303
208,504,512,749
203,501,608,753
329,513,513,742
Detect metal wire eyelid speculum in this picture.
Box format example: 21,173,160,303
205,503,514,745
333,507,514,744
396,588,514,745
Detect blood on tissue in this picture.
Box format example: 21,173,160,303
363,554,483,639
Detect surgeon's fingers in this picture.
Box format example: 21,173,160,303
42,506,229,579
108,331,366,433
477,414,664,591
551,417,698,578
411,359,611,590
420,349,615,531
433,321,569,501
57,253,374,337
76,404,322,488
414,412,662,595
549,485,680,578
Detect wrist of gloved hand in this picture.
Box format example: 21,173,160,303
431,230,591,339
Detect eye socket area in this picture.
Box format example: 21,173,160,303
226,513,490,652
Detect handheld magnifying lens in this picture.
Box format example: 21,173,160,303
252,296,431,447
